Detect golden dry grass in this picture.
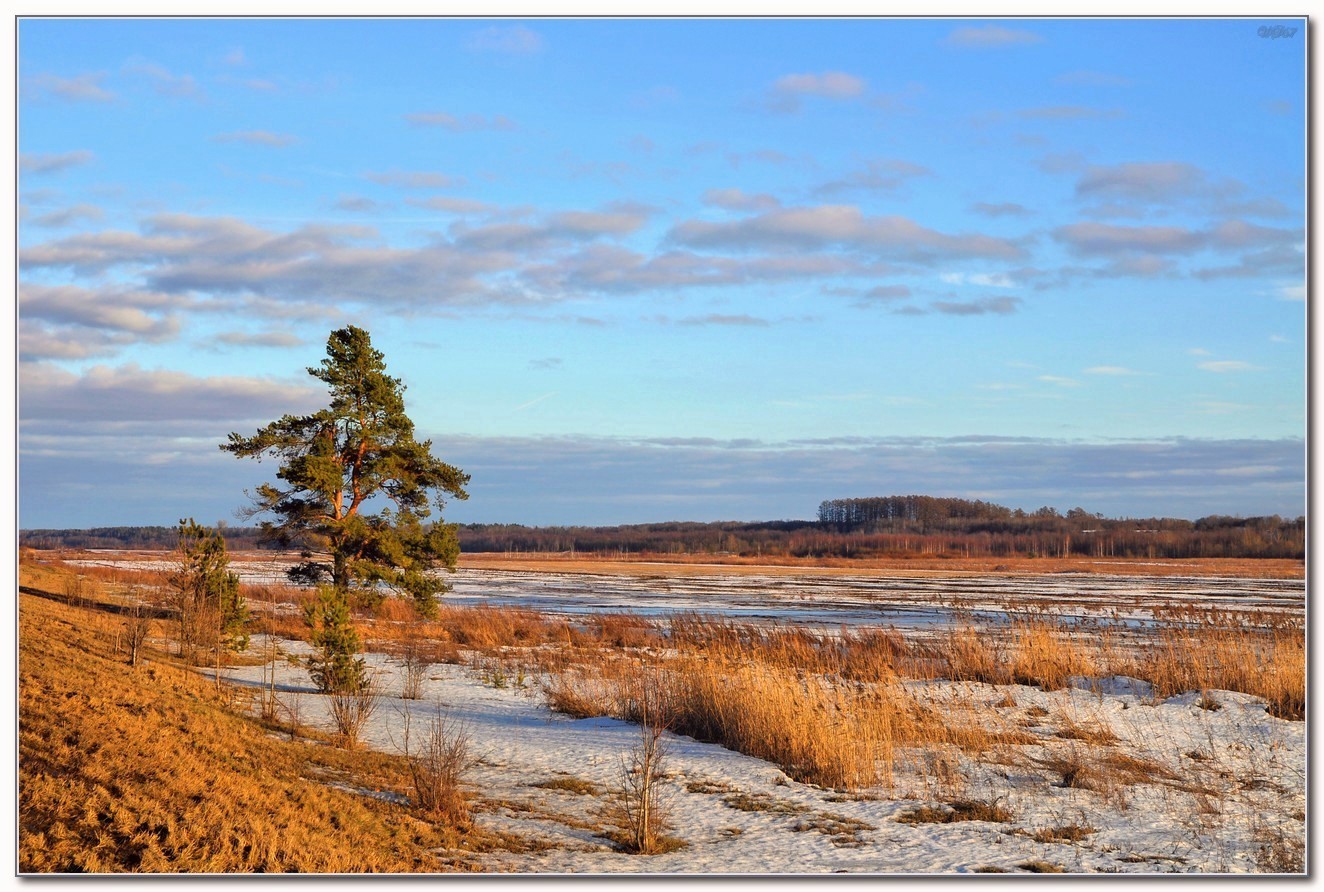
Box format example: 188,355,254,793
18,584,490,873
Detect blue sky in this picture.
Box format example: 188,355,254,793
18,17,1306,528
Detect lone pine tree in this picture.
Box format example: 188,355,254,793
222,326,470,620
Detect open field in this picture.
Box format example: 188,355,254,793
456,553,1305,580
61,550,1304,635
20,554,1306,874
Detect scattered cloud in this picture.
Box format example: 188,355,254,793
677,314,770,327
860,285,911,301
406,196,495,215
465,24,545,55
1076,161,1210,202
29,203,104,228
669,205,1027,263
333,195,386,213
20,150,95,175
19,283,186,360
123,58,203,100
1053,69,1134,87
932,296,1021,315
212,130,298,147
215,330,304,348
971,202,1032,218
1018,105,1123,120
365,169,461,189
1036,374,1081,386
1084,365,1142,376
29,71,117,103
1035,152,1088,174
775,70,866,98
21,361,319,424
529,357,562,370
1197,360,1260,373
726,149,794,168
1053,221,1206,256
404,111,517,132
1262,99,1292,116
767,70,866,112
702,188,781,212
223,48,247,66
940,272,1016,288
943,25,1044,48
812,159,931,197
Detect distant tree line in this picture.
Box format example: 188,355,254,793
20,498,1305,561
20,525,269,552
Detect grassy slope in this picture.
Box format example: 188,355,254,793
18,582,482,874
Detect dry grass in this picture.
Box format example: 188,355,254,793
533,776,602,796
1032,823,1096,843
1018,859,1066,873
1130,609,1304,720
545,653,1013,792
897,799,1013,824
18,590,481,873
400,709,473,829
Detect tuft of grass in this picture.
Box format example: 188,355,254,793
533,776,602,796
1055,718,1119,745
1019,860,1066,873
1033,823,1096,843
897,799,1013,825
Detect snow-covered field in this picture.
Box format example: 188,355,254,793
221,637,1306,875
71,557,1304,632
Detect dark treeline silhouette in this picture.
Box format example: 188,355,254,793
21,497,1305,561
20,525,269,552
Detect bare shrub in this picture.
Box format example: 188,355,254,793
399,636,430,701
61,574,87,607
283,690,304,741
400,707,472,828
327,675,382,749
610,676,678,855
123,592,153,668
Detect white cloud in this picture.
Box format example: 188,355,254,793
404,111,516,132
1197,360,1260,373
20,150,95,175
943,25,1044,48
212,130,298,147
465,24,545,55
29,71,117,103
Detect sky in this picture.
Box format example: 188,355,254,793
17,17,1307,529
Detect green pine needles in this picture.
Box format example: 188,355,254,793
222,326,470,623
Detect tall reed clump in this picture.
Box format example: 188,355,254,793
1135,610,1304,720
550,656,933,791
941,617,1096,692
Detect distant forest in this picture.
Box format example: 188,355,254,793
19,495,1305,560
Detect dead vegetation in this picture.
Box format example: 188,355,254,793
18,589,484,872
18,553,1306,874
